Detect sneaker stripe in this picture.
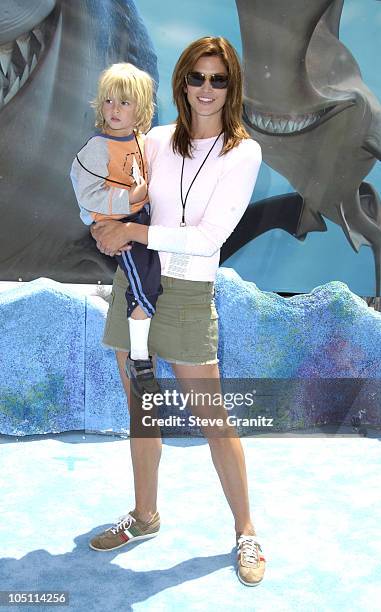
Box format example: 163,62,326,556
119,531,130,542
126,525,144,537
135,368,154,376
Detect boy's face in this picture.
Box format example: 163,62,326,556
102,96,137,136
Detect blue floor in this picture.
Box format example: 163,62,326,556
1,432,380,611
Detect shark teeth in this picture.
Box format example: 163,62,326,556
0,10,57,111
247,109,327,134
4,76,20,105
0,43,12,76
16,33,31,62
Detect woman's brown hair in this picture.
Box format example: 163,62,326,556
171,36,249,157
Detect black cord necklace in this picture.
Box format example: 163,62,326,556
76,130,146,194
180,131,223,226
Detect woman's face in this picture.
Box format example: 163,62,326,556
185,55,228,124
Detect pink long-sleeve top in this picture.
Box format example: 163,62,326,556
145,124,262,281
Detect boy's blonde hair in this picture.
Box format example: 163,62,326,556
93,63,155,134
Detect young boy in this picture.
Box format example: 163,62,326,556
70,63,162,398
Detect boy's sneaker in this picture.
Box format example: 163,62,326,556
89,510,160,551
125,354,161,398
236,534,266,586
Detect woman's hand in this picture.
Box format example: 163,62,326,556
90,221,132,256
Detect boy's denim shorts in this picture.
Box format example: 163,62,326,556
103,265,219,365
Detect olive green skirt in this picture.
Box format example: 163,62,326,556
103,266,219,364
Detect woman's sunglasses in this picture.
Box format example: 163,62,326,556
185,71,229,90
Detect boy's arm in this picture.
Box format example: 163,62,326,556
70,136,131,225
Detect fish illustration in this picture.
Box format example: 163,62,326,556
0,0,158,282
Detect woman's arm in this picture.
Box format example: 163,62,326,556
92,139,262,257
91,220,146,256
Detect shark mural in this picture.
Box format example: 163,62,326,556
235,0,381,295
2,0,380,292
0,0,158,282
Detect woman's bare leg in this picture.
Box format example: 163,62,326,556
171,362,255,536
116,350,162,522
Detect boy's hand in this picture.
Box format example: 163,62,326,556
129,177,147,204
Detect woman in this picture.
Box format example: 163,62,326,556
90,36,265,587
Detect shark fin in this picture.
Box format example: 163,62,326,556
359,181,381,223
296,204,327,236
362,138,381,162
321,0,344,38
338,202,371,252
371,244,381,297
